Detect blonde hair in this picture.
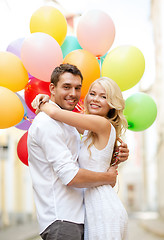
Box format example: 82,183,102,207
84,77,128,150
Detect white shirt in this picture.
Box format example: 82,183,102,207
27,106,84,233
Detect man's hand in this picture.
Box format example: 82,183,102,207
107,165,118,187
111,138,129,166
68,165,118,188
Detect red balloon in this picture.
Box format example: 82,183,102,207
24,77,51,113
17,131,28,166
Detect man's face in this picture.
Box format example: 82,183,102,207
50,72,82,111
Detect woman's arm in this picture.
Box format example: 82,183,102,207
40,102,111,135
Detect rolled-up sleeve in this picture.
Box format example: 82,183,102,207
36,119,79,185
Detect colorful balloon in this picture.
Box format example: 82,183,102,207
6,38,33,79
101,45,145,91
6,38,24,58
0,52,29,92
17,131,28,166
15,106,35,130
16,93,28,117
77,9,115,57
63,49,100,99
21,32,63,82
0,87,24,129
73,98,84,114
61,36,82,58
97,52,108,69
124,92,157,131
30,6,67,45
15,93,36,130
24,77,51,113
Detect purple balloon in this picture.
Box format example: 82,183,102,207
15,93,36,130
6,38,24,58
6,38,33,79
15,106,36,130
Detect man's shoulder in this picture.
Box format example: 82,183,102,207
29,112,63,131
33,112,55,123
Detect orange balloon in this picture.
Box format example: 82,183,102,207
63,49,100,98
0,87,24,129
0,52,28,92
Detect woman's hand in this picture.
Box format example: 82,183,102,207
111,138,129,166
31,94,50,110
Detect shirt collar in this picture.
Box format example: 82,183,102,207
49,100,61,109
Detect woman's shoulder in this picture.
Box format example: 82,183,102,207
109,122,116,135
101,121,116,144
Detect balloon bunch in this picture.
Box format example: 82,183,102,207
0,6,157,165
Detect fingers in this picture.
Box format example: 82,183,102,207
111,164,118,169
31,99,37,109
43,95,50,103
111,149,119,166
118,147,129,161
31,95,41,109
118,154,129,163
110,165,118,175
107,164,118,172
31,94,48,109
118,138,123,144
111,159,118,166
117,139,129,162
112,150,129,165
35,108,41,115
111,182,116,188
118,138,128,149
120,142,128,150
107,165,118,187
119,147,129,154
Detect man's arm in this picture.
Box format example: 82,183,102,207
37,116,118,189
67,165,118,188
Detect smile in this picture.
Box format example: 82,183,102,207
66,99,76,105
90,104,101,109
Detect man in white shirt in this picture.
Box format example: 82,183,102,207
28,64,129,240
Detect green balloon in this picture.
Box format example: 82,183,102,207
61,36,82,59
124,92,157,131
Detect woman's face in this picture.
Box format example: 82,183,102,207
86,82,112,117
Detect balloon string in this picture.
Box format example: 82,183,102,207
23,116,34,123
97,56,102,72
75,103,84,113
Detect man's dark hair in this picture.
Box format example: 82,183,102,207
51,63,83,86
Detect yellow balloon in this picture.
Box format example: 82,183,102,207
101,45,145,91
0,52,29,92
30,6,67,46
0,87,24,129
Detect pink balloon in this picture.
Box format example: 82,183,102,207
21,32,63,82
77,10,115,57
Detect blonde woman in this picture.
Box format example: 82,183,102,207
33,77,128,239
